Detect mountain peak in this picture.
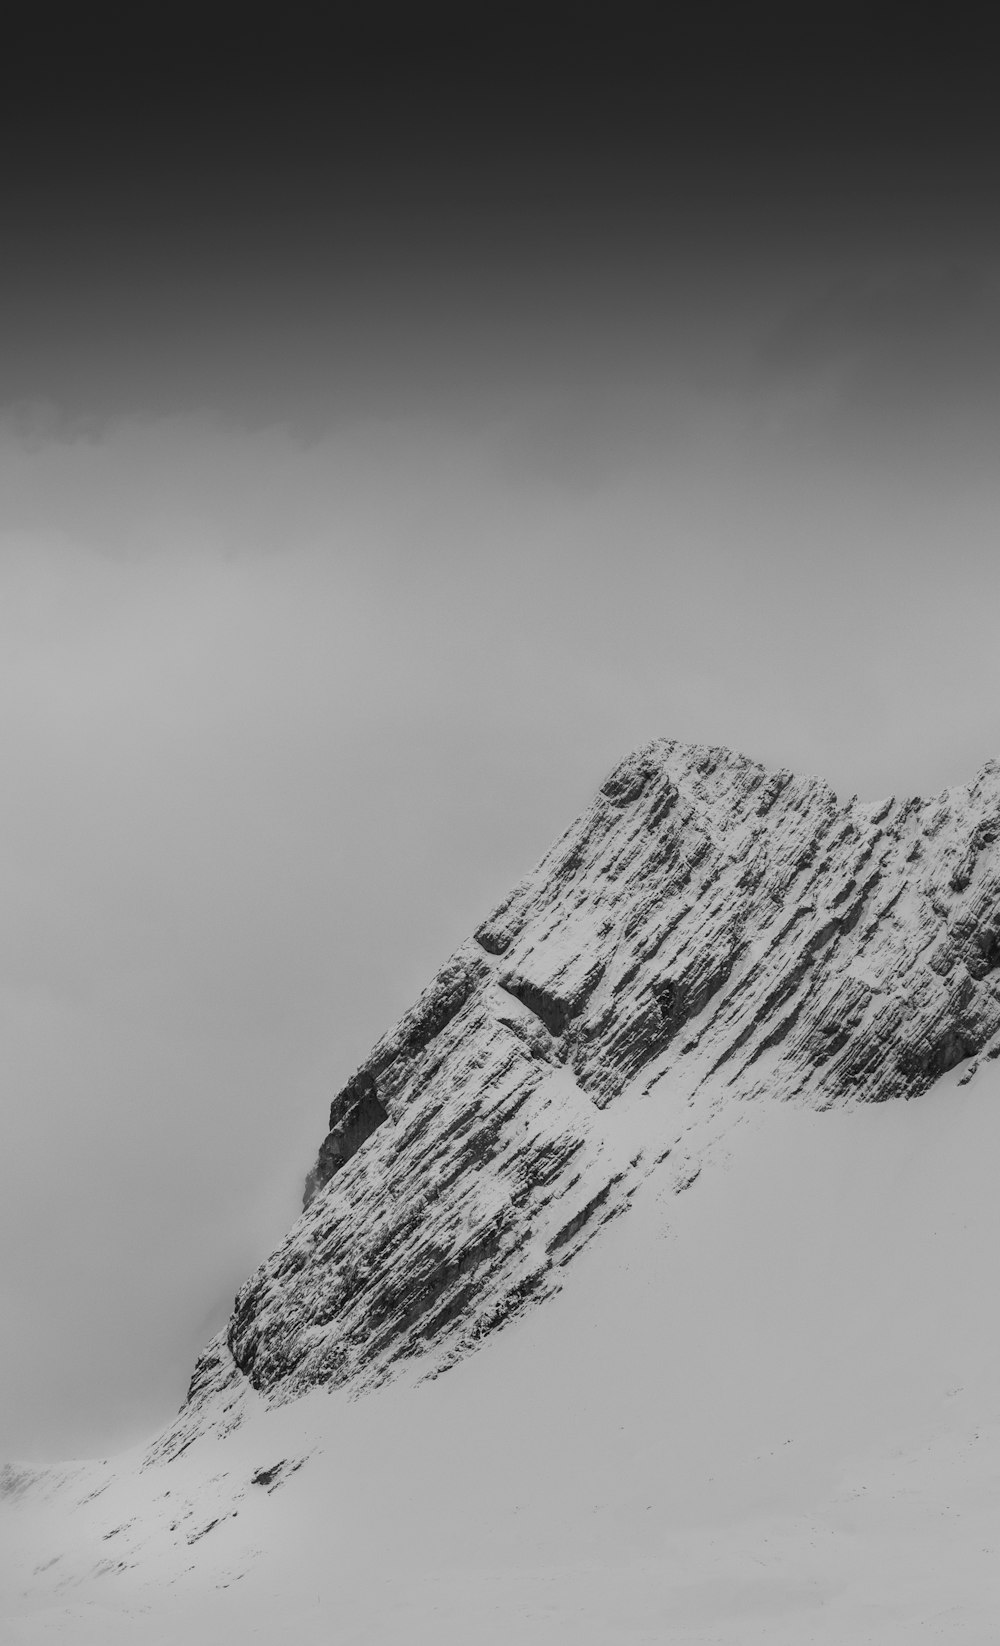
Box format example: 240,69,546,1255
156,739,1000,1457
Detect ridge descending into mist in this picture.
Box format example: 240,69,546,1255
162,738,1000,1454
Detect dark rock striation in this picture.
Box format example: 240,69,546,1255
166,739,1000,1448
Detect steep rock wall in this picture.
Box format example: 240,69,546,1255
165,739,1000,1450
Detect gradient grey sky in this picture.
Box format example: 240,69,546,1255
3,7,1000,1457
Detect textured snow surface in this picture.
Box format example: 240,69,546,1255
4,1066,1000,1642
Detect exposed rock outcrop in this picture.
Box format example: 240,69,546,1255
166,738,1000,1444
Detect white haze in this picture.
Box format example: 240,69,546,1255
3,386,1000,1458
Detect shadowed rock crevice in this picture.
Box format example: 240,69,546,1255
498,976,573,1038
303,1074,388,1207
899,1024,981,1084
397,967,479,1057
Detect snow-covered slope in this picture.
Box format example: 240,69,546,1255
4,738,1000,1642
4,1065,1000,1643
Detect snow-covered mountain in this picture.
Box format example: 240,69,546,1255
167,736,1000,1446
5,738,1000,1643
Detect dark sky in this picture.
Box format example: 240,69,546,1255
3,7,998,428
3,7,1000,1459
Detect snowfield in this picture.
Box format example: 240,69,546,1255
5,1058,1000,1644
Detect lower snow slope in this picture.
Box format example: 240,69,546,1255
4,1064,1000,1644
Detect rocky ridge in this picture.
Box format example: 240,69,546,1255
158,738,1000,1457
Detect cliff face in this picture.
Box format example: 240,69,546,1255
169,739,1000,1447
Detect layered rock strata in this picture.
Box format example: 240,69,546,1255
165,739,1000,1451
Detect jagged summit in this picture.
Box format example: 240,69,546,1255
164,737,1000,1454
